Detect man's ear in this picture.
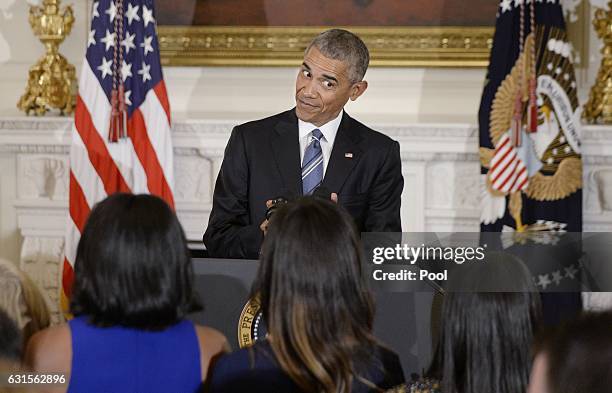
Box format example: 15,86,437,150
349,80,368,101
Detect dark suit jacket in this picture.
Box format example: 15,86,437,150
203,109,403,259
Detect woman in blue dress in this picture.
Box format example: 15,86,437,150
26,193,229,393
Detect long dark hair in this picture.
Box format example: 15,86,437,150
429,253,542,393
70,193,200,329
254,197,377,392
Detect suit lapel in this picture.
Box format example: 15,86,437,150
270,109,303,197
323,112,363,194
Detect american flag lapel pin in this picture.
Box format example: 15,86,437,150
345,152,353,158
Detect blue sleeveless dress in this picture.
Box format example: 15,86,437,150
67,316,201,393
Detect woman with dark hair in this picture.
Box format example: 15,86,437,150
209,197,405,393
26,193,228,393
528,311,612,393
414,253,542,393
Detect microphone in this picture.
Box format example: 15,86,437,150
266,187,334,220
265,196,289,220
265,189,296,220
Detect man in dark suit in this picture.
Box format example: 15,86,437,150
204,29,403,259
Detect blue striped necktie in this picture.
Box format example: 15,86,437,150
301,129,324,195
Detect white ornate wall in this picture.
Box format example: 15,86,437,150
1,118,612,321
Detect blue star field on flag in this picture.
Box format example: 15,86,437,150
87,0,163,118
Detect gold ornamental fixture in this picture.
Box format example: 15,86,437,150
583,1,612,124
17,0,77,116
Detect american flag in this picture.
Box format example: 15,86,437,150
62,0,174,305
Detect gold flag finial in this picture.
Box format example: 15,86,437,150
583,1,612,124
17,0,77,116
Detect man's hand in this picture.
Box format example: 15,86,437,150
260,195,336,236
260,219,269,236
260,200,274,236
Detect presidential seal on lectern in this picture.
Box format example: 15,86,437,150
238,296,267,348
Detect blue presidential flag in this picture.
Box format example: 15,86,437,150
479,0,582,233
478,0,583,326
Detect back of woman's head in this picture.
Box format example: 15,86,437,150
255,197,376,392
431,253,542,393
531,311,612,393
70,193,200,329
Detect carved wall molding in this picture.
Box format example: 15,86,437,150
18,154,69,200
455,163,481,209
584,156,612,165
586,168,612,213
196,148,226,158
0,145,70,154
379,124,477,138
19,236,64,325
174,156,213,204
174,147,204,156
0,118,73,131
172,120,238,134
403,152,479,162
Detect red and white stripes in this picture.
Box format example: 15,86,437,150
489,133,529,194
62,59,173,301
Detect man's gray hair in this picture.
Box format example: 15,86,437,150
306,29,370,83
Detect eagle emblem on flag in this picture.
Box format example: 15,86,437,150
480,26,582,231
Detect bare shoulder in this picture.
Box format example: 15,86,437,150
194,325,229,356
25,324,72,373
193,324,229,380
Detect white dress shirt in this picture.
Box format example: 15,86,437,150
298,110,343,177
